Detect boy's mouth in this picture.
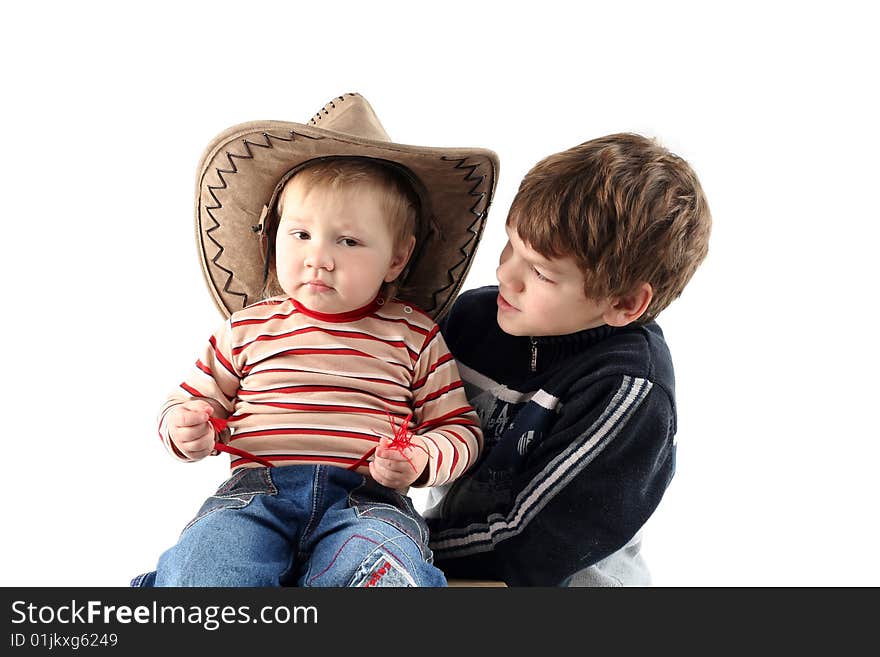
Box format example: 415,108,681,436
497,292,519,312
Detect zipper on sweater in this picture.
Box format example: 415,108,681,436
530,337,538,372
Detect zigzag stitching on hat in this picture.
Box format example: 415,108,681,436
429,156,491,313
202,131,300,309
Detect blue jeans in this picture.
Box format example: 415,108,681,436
131,465,446,587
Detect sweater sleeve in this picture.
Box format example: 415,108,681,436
410,324,483,487
428,373,675,585
157,320,241,462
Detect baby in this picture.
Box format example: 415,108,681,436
133,94,496,586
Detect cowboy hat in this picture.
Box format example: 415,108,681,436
194,93,499,320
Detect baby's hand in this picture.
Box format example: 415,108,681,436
369,435,429,491
168,400,217,461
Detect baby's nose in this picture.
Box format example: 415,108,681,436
305,244,334,271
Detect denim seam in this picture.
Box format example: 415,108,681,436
347,486,430,561
298,465,325,550
181,468,277,534
213,469,248,496
181,500,250,534
352,502,428,548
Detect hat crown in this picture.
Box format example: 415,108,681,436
308,93,391,142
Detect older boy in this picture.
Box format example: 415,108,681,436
425,133,711,586
134,94,497,587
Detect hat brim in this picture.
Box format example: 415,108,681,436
195,120,499,320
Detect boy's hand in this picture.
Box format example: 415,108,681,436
369,435,429,491
168,400,217,461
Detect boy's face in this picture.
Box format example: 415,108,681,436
274,178,413,314
495,224,613,336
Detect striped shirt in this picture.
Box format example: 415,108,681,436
158,296,482,487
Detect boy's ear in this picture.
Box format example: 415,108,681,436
603,282,653,327
385,235,417,282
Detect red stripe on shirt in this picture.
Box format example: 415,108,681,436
444,428,471,471
418,325,441,357
417,407,480,431
229,454,367,468
180,382,208,399
420,433,442,485
247,368,408,390
231,307,298,328
412,352,455,390
241,347,410,375
373,314,431,337
247,401,410,414
232,325,411,356
208,335,238,377
238,385,408,408
413,381,464,408
230,427,381,442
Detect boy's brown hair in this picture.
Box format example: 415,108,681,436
509,133,711,323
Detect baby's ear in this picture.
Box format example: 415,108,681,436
385,235,417,282
603,282,653,327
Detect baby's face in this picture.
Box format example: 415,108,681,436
274,177,411,314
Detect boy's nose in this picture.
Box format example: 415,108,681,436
496,260,523,292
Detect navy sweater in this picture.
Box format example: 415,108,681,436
426,286,677,586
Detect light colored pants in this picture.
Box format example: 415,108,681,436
562,533,651,586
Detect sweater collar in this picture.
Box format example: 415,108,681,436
290,296,381,323
527,324,618,372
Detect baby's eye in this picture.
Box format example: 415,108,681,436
339,237,360,247
290,230,310,240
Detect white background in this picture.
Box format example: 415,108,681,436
1,0,877,587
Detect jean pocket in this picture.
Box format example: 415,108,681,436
348,480,430,558
182,468,277,533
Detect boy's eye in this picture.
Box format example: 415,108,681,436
290,230,310,240
533,267,554,283
339,237,360,247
